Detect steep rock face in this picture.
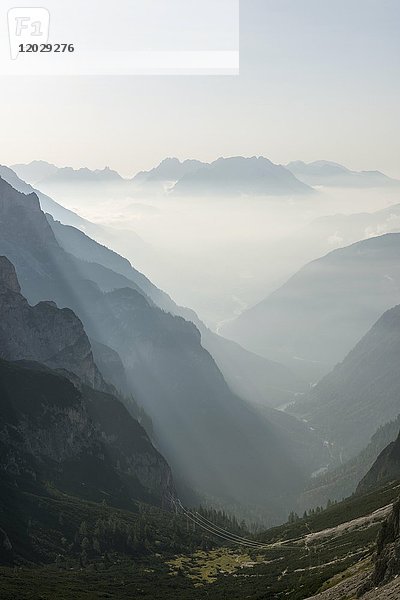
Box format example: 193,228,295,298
0,256,104,390
0,360,95,467
0,359,174,507
358,498,400,595
0,255,174,504
90,340,128,394
84,385,173,498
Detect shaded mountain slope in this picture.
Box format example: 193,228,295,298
48,213,306,408
0,165,147,266
0,175,311,516
292,304,400,460
0,358,173,513
358,430,400,494
5,166,305,408
0,257,174,508
0,164,105,238
47,214,170,308
223,233,400,375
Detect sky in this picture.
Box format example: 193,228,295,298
1,0,400,177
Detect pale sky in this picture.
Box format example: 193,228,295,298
1,0,400,177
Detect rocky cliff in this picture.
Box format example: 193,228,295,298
358,497,400,595
0,358,174,510
0,257,174,511
357,429,400,494
0,255,105,390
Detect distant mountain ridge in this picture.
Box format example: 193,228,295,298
11,156,314,197
13,158,398,195
12,160,123,185
172,156,314,196
133,157,207,185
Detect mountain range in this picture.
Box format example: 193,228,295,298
171,156,314,196
13,158,399,200
11,157,315,198
12,160,123,186
132,157,207,186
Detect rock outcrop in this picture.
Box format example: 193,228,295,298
0,255,105,390
357,430,400,494
358,498,400,596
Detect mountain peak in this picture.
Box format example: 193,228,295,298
0,256,21,294
159,157,181,165
132,157,207,184
172,155,313,196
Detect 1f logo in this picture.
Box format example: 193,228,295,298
7,7,50,59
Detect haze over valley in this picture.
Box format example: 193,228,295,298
8,157,400,331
